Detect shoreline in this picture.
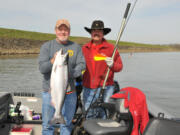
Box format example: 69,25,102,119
0,49,179,58
1,28,180,56
1,37,180,56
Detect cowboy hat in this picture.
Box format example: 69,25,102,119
84,20,111,35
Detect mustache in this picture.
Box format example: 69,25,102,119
93,34,100,37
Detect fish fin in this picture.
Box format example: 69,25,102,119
59,48,63,54
66,84,71,92
51,101,55,107
64,51,69,57
49,115,66,125
54,65,57,72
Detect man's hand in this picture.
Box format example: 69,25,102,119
105,57,114,68
50,52,57,64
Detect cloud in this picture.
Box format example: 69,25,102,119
0,0,180,44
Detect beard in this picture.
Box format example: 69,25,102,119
57,36,68,43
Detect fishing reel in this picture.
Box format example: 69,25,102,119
8,102,24,124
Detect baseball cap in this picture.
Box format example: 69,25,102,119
55,19,70,29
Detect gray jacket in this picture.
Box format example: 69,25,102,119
38,39,85,92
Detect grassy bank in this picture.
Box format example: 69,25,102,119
0,27,180,55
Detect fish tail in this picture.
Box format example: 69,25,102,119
49,115,66,125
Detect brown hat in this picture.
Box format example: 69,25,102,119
55,19,70,29
84,20,111,35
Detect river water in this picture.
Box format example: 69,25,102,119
0,52,180,118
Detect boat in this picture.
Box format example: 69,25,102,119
0,90,180,135
81,99,180,135
0,92,42,135
72,87,180,135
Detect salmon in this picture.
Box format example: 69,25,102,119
50,49,69,124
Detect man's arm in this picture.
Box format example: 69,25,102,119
72,46,86,78
38,43,53,74
111,50,123,72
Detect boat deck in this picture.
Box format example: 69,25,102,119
12,96,43,135
13,96,42,113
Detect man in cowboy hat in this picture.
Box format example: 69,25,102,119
82,20,123,118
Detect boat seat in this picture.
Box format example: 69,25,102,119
83,99,133,135
143,118,180,135
83,119,129,135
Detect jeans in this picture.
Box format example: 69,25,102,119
82,85,114,119
42,91,77,135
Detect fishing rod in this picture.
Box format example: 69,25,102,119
102,1,137,90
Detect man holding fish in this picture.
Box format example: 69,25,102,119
82,20,123,118
39,19,85,135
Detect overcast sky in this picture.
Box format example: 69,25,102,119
0,0,180,44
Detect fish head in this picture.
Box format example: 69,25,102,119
56,49,69,66
63,52,69,65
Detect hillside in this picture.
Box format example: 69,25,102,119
0,27,180,55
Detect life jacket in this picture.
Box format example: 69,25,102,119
111,87,149,135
